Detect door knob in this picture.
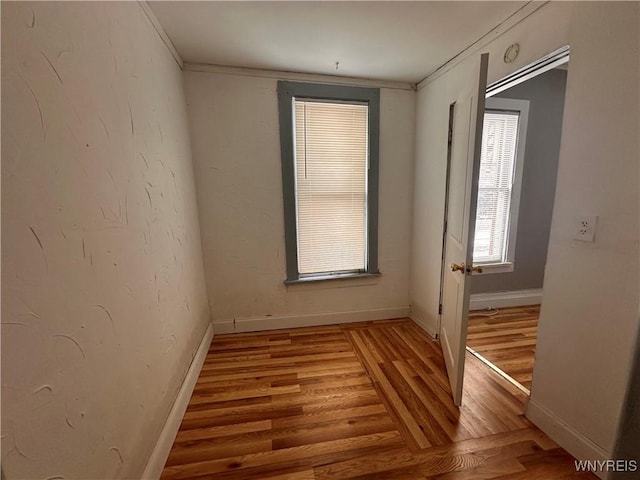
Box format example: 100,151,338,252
466,264,484,274
451,263,465,273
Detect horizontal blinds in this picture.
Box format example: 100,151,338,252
294,100,368,274
473,110,519,264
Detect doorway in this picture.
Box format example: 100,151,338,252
438,46,570,398
465,49,569,395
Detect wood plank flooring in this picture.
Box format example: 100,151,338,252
467,306,539,390
161,317,594,480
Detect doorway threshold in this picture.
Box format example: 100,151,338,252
466,345,531,396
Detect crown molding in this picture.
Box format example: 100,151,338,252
183,62,416,91
137,1,183,69
417,1,549,90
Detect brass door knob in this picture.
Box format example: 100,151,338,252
466,265,484,274
451,263,465,273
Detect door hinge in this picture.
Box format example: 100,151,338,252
438,304,443,315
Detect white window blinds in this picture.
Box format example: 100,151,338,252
293,99,368,275
473,110,520,264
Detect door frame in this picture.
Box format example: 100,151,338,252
435,102,456,339
486,45,570,97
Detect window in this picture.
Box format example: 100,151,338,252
277,82,380,283
473,97,529,272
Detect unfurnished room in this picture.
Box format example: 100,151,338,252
2,1,639,479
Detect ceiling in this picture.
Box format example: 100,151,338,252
149,1,528,84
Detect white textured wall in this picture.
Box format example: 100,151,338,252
184,71,415,328
410,0,638,460
1,3,210,479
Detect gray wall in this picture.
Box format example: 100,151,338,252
472,68,567,294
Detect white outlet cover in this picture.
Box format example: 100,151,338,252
573,215,598,242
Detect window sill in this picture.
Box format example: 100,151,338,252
474,262,514,274
285,271,381,286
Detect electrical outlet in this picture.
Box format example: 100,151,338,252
573,215,597,242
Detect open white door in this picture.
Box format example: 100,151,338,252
440,53,489,406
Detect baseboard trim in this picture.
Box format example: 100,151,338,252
212,306,410,334
141,323,213,480
526,398,609,480
469,288,543,310
409,311,438,339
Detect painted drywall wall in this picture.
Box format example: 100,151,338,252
471,68,567,294
183,71,415,329
410,0,638,461
530,2,639,457
1,3,210,479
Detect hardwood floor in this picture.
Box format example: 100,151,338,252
467,305,539,390
161,317,594,479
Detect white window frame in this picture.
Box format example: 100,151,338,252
473,97,530,274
